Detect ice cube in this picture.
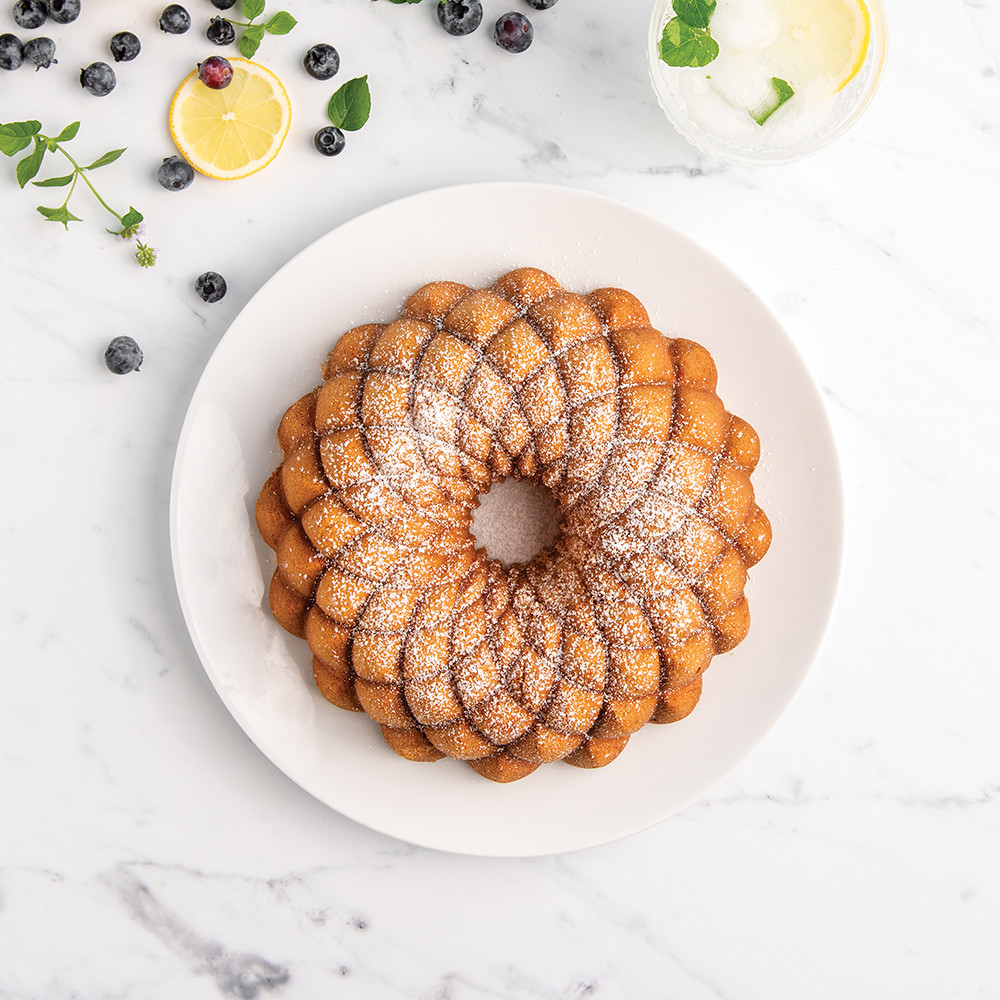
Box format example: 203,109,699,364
705,49,777,112
679,73,759,139
711,0,780,52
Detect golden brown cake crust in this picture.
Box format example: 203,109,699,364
255,268,771,782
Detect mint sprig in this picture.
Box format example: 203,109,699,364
659,0,718,67
0,119,155,267
327,76,371,132
226,0,297,59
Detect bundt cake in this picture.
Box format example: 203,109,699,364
254,267,771,782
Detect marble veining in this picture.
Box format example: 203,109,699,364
2,0,999,997
109,866,291,999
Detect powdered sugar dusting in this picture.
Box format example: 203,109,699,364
258,267,772,781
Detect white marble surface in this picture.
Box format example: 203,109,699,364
2,0,998,997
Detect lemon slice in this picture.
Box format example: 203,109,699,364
767,0,871,92
169,58,291,180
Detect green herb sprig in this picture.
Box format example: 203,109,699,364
227,0,297,59
658,0,719,67
0,119,155,268
327,76,372,132
658,1,795,124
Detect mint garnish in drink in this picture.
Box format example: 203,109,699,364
658,0,796,124
750,77,796,124
673,0,717,29
659,0,718,67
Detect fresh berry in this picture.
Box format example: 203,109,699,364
314,125,345,156
524,0,557,7
197,54,232,89
159,4,190,34
45,0,79,23
109,30,140,62
494,12,532,52
196,271,227,303
303,42,339,80
206,16,235,45
210,0,236,7
0,33,23,70
157,155,194,191
12,0,47,29
437,0,483,36
23,35,56,68
104,336,143,375
80,60,116,95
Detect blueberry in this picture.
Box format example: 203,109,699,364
437,0,482,36
494,12,532,52
196,271,227,303
12,0,47,29
524,0,557,7
45,0,79,23
197,54,232,89
206,16,235,45
109,30,140,62
303,42,339,80
314,125,345,156
210,0,236,7
23,35,56,68
80,60,115,95
105,336,143,375
157,155,194,191
158,4,190,34
0,33,24,70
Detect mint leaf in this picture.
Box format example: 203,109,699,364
53,122,81,143
658,17,719,67
243,0,266,19
265,10,296,33
239,23,266,58
1,120,42,137
83,148,126,171
0,120,42,156
110,206,144,238
32,173,75,187
672,0,716,30
327,76,371,132
0,134,33,156
37,204,83,229
16,141,45,188
751,77,796,125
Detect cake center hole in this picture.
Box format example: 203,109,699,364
471,479,562,567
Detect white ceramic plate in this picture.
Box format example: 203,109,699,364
170,182,843,857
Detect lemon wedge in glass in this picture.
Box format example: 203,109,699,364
766,0,871,92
